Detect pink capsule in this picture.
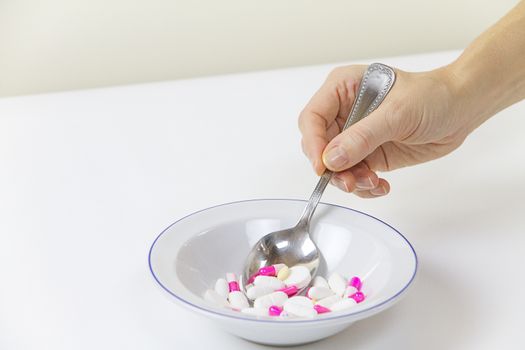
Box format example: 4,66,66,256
247,273,259,285
259,266,277,276
268,305,283,316
277,285,299,297
350,291,365,303
258,264,286,277
226,273,241,292
349,276,362,291
313,304,331,314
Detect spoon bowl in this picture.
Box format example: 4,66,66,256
241,223,320,290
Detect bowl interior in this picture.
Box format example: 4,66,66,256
149,199,417,320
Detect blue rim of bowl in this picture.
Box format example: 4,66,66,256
148,198,418,323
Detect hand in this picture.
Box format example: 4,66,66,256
298,65,480,198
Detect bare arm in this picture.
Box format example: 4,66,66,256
298,2,525,198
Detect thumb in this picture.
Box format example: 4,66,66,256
322,112,393,171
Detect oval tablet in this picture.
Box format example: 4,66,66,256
328,272,347,296
214,278,229,299
254,291,288,309
277,265,290,281
315,294,342,308
312,276,329,289
253,276,285,290
283,266,311,289
246,285,274,300
330,298,356,312
307,286,335,300
283,296,316,317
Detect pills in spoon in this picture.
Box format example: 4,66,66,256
203,264,366,318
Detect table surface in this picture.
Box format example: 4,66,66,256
1,50,524,350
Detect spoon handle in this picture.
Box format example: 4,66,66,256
298,63,396,228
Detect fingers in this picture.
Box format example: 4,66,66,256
299,66,365,175
354,179,390,198
329,161,390,198
322,105,394,172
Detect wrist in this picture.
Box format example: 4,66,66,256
438,61,494,133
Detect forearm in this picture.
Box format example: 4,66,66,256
446,1,525,130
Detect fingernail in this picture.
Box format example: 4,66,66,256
331,176,349,192
370,185,388,196
356,176,375,190
324,146,349,169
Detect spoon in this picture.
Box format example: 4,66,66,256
241,63,396,292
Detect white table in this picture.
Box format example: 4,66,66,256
1,51,524,350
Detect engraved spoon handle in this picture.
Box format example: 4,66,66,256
297,63,396,228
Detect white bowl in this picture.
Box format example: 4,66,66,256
148,199,417,346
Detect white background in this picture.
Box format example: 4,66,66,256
0,0,518,96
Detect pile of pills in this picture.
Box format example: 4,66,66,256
203,264,366,318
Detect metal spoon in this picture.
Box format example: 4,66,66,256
241,63,396,291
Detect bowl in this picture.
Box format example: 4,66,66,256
148,199,417,346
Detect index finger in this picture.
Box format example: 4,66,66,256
298,66,365,174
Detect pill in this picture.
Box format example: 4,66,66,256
307,286,335,300
283,296,316,317
315,294,342,308
241,307,269,316
349,291,366,303
253,275,285,290
247,273,259,285
226,273,241,292
226,273,249,309
277,265,290,281
349,276,362,290
229,291,249,310
287,296,313,307
268,305,283,316
312,276,329,289
277,285,299,297
258,263,286,277
328,272,347,296
204,289,230,308
283,265,311,289
214,278,229,299
254,291,288,309
313,304,331,314
343,286,358,298
246,285,274,300
330,298,357,312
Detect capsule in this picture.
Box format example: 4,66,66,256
349,291,365,303
277,285,299,297
226,273,249,309
349,276,362,290
258,263,286,277
313,304,331,314
268,305,283,316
